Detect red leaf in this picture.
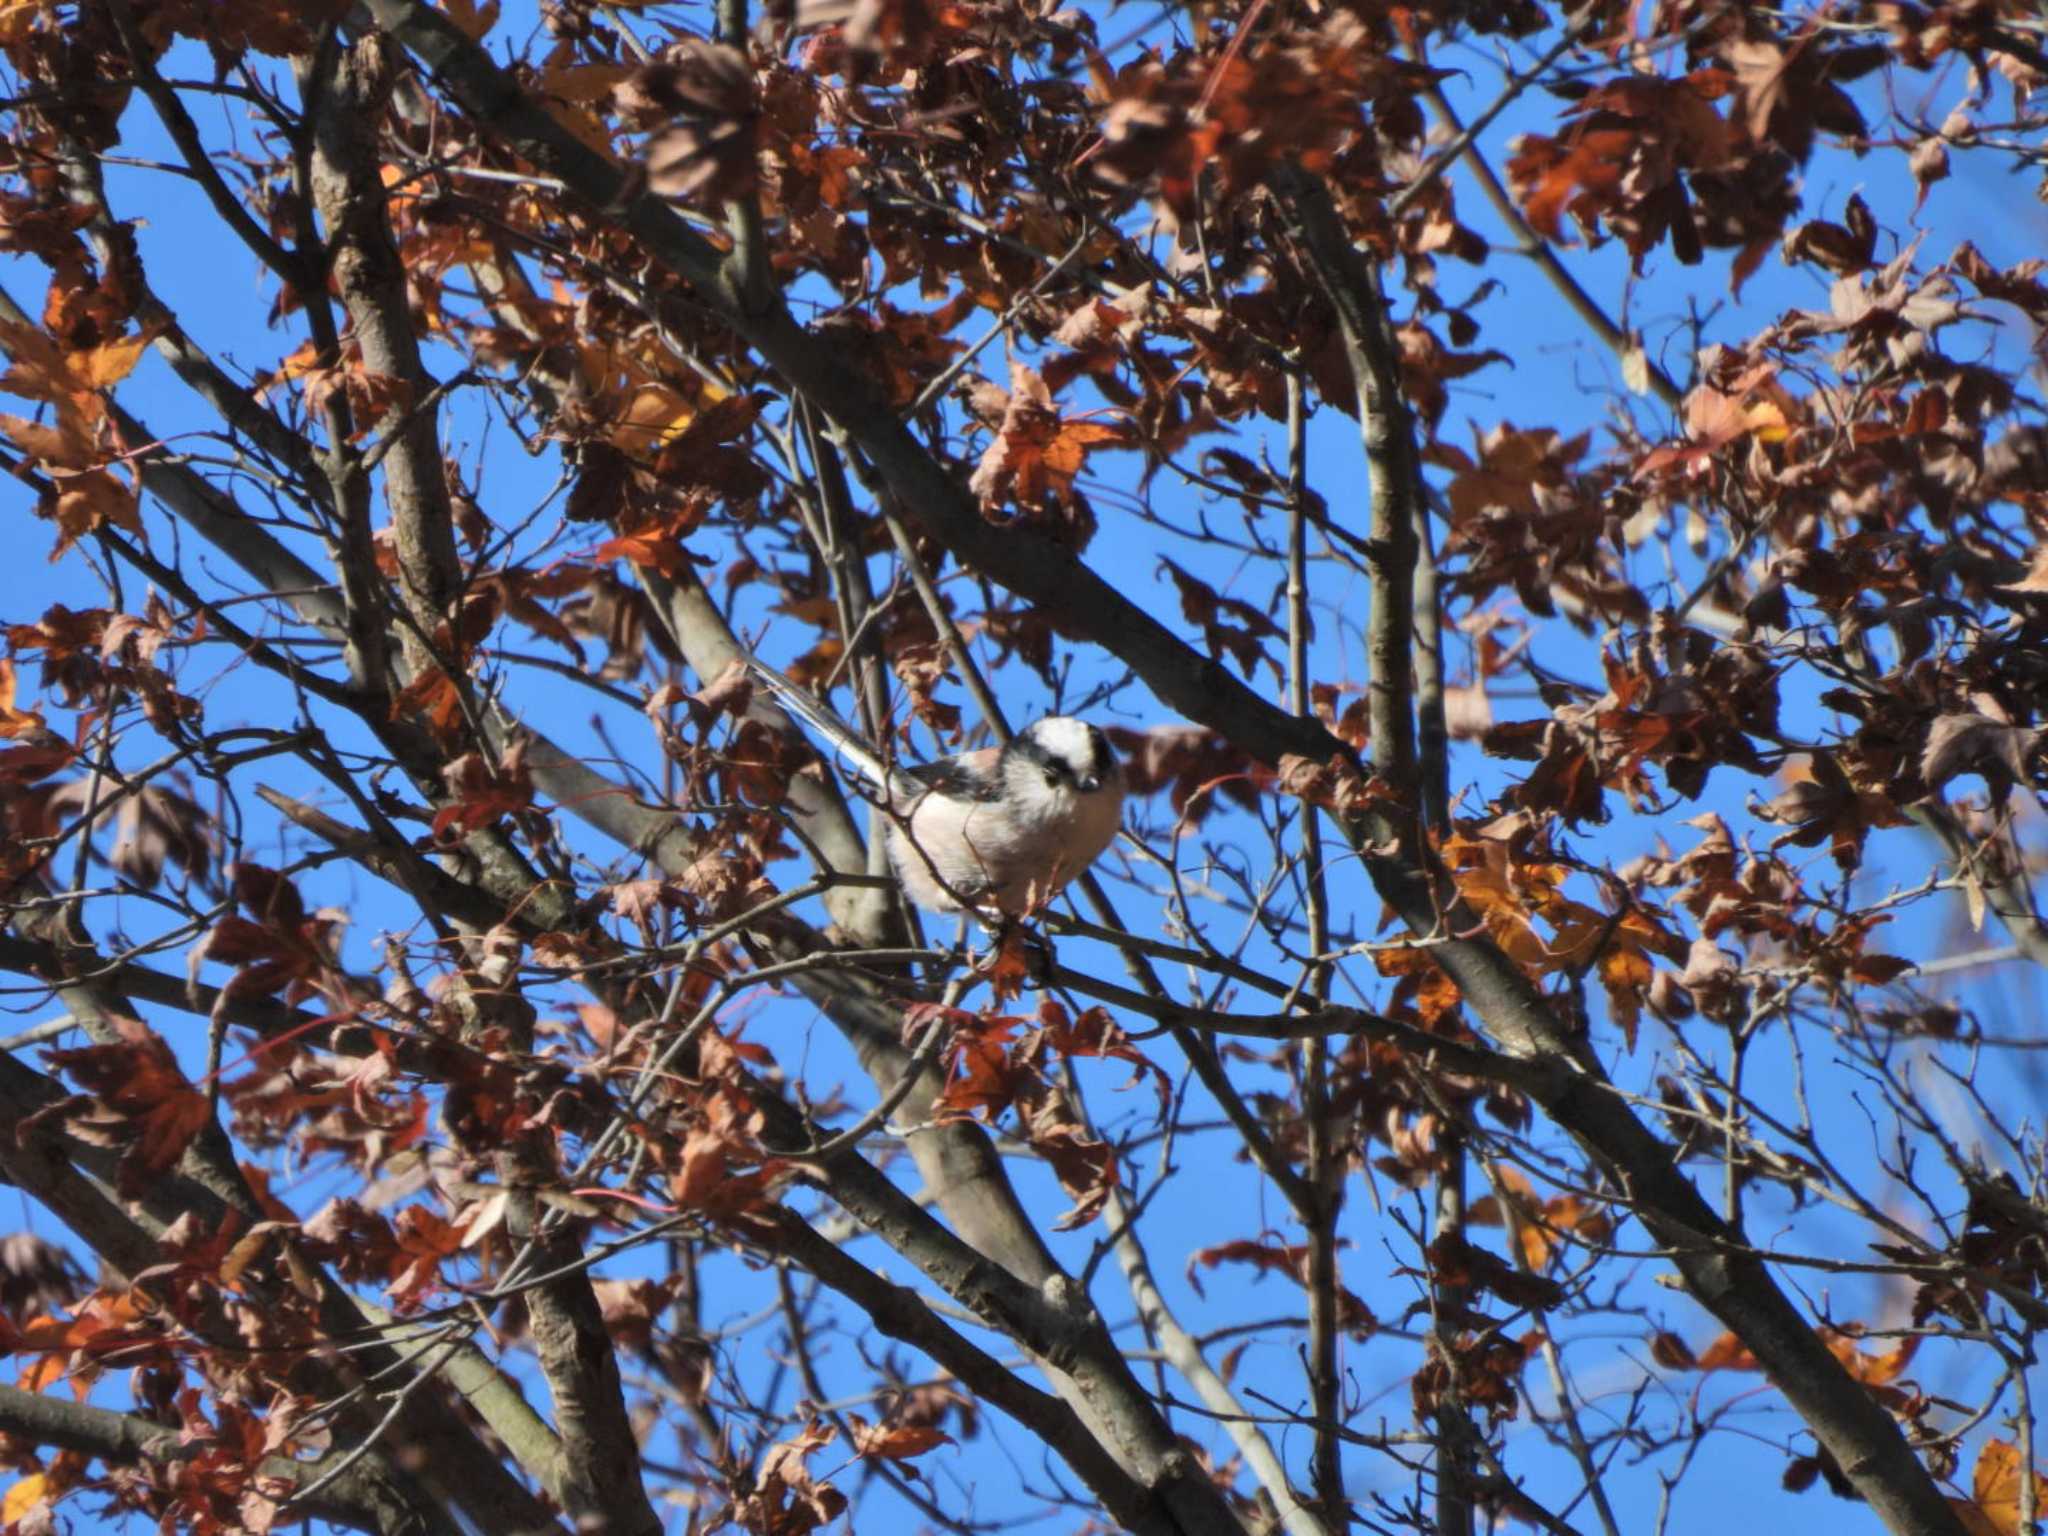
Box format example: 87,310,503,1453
43,1019,209,1198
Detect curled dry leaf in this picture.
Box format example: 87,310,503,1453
1158,557,1282,683
733,1419,845,1536
0,659,47,741
1188,1238,1376,1335
847,1413,952,1461
1920,708,2043,795
1275,752,1401,828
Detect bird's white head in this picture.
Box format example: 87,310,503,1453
1002,716,1120,800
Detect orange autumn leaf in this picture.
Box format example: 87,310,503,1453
604,379,702,457
1440,822,1683,1046
970,363,1131,512
67,332,150,392
192,863,349,1024
0,314,149,554
1956,1440,2048,1536
14,1290,151,1394
1824,1328,1918,1387
260,338,413,440
847,1414,953,1461
432,740,537,844
1439,424,1588,526
1371,941,1466,1026
391,664,467,740
667,1127,789,1223
934,1008,1027,1118
1468,1165,1615,1271
0,659,45,740
0,315,151,404
47,469,143,551
1691,1331,1760,1373
1550,904,1687,1049
0,1472,47,1522
1672,1324,1915,1392
591,518,704,582
1440,830,1570,969
383,1204,473,1308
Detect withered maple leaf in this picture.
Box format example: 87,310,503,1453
590,501,711,582
969,363,1130,520
1920,707,2042,796
1433,424,1588,526
631,41,762,205
11,1288,160,1395
35,1019,211,1199
739,1419,846,1536
0,309,149,553
1159,558,1283,683
79,777,211,889
1961,1439,2048,1536
261,337,412,442
190,862,347,1022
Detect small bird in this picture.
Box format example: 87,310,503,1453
748,662,1124,917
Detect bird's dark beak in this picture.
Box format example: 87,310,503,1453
1076,775,1101,793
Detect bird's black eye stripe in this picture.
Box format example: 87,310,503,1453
1006,722,1114,789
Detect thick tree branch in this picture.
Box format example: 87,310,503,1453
1275,167,1423,789
306,32,464,635
0,1384,441,1536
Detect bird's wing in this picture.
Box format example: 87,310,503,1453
903,746,1005,803
745,659,925,802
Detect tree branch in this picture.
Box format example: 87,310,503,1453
1271,162,1971,1536
0,1385,443,1536
362,0,1334,770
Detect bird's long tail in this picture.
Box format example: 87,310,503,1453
745,659,915,799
